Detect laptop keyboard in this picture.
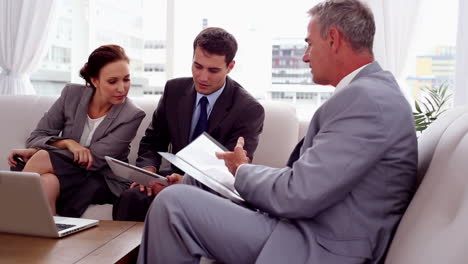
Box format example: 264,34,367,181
56,223,76,231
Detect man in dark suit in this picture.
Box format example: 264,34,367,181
113,27,265,221
137,0,417,263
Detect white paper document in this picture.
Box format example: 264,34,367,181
105,156,168,186
159,133,244,203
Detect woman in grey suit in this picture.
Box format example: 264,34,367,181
7,45,146,217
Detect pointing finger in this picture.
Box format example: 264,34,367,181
215,152,225,159
236,137,245,148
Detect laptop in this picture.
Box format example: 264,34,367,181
0,171,98,238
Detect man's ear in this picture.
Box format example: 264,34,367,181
91,77,99,89
328,27,342,53
227,60,235,74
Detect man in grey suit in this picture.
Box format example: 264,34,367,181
137,0,418,263
113,27,265,221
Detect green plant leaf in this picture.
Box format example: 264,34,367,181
412,81,452,134
424,97,436,112
415,101,422,113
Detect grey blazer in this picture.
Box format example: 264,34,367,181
235,62,418,264
26,84,146,196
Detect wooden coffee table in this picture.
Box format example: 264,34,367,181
0,220,144,264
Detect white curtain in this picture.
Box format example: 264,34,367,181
365,0,422,79
454,0,468,106
0,0,56,95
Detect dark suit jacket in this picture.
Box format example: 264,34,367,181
136,76,265,171
26,84,146,196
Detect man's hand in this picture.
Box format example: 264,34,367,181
166,173,183,184
129,172,183,196
129,167,158,196
129,182,155,196
216,137,250,175
147,173,183,196
148,181,165,196
7,148,38,167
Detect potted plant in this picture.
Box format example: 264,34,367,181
413,83,452,133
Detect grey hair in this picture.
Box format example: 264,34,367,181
309,0,375,55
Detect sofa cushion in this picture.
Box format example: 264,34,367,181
415,107,468,185
250,101,298,167
385,107,468,264
0,95,57,170
0,95,304,220
80,204,113,220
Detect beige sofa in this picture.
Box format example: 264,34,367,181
0,95,307,219
385,106,468,264
5,94,463,263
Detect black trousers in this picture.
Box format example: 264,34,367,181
112,168,174,221
112,187,156,221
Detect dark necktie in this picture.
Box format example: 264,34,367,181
191,96,208,141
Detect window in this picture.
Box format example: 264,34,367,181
32,0,166,97
144,64,165,72
403,0,458,106
32,0,459,119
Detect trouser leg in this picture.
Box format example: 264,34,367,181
113,187,155,221
114,173,211,221
182,174,223,196
138,184,277,264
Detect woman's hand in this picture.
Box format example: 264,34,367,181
53,139,93,169
67,140,93,169
7,148,38,167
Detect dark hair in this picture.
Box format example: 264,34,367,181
309,0,375,55
193,27,238,66
79,44,129,88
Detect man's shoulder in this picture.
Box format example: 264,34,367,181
350,69,400,98
161,77,194,98
166,77,194,89
325,69,409,118
343,62,396,92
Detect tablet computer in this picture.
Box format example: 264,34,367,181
105,156,168,186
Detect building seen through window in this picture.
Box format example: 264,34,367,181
32,0,150,96
270,38,334,119
30,0,458,120
406,45,455,103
